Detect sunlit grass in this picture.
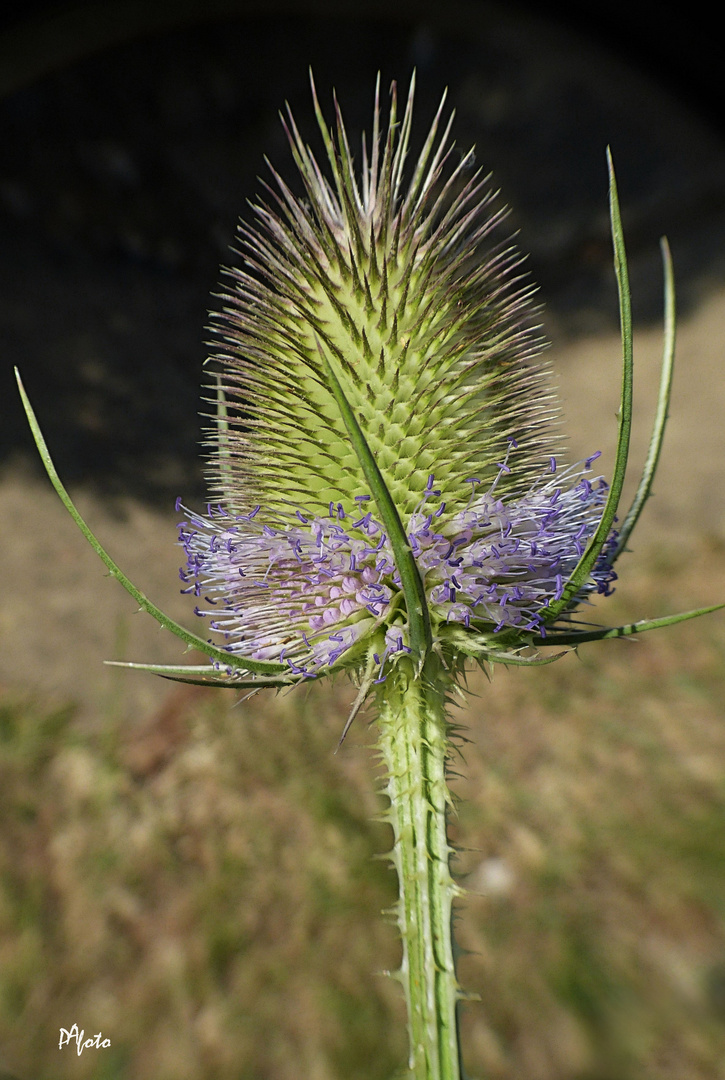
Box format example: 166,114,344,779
1,541,724,1080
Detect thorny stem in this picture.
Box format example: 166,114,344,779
376,655,463,1080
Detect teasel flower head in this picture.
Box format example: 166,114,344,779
17,74,719,701
175,73,626,691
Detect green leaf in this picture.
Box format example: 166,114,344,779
479,647,569,668
539,149,633,625
439,627,569,667
104,661,301,689
611,236,676,561
534,603,724,646
317,346,432,667
15,369,287,677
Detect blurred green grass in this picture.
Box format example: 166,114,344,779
1,541,725,1080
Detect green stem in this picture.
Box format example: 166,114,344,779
376,655,462,1080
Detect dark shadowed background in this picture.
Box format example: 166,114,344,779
2,0,725,500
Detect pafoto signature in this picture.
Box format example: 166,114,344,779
59,1024,111,1055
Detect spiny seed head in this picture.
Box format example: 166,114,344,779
208,73,556,519
180,75,616,682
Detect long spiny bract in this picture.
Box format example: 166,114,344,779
205,75,558,525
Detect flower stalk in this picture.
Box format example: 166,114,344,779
376,654,461,1080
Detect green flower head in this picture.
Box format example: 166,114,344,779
177,74,619,685
17,73,720,696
